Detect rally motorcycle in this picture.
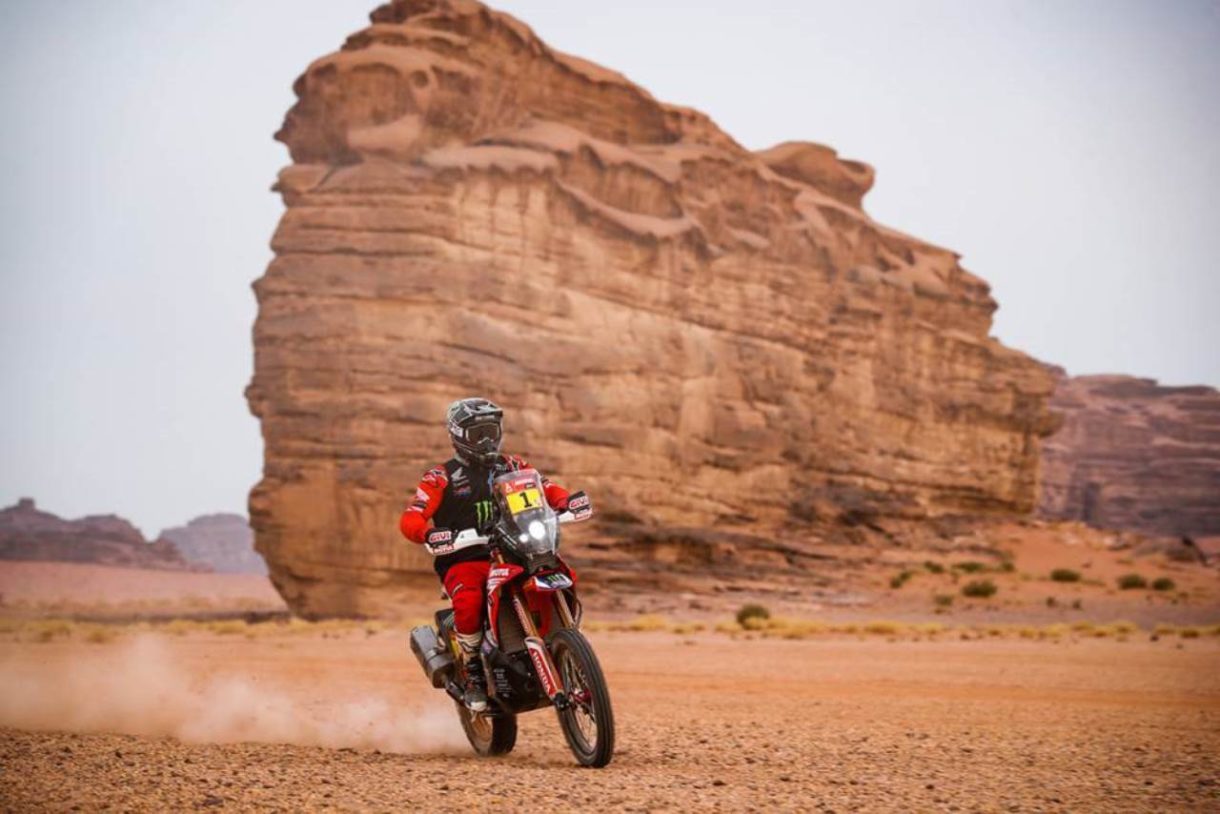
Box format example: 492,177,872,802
409,468,615,767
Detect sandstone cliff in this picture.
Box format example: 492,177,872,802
157,514,266,575
248,0,1059,617
1039,373,1220,538
0,498,196,571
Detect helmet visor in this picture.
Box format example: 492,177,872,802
464,421,502,446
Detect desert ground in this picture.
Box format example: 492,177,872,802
1,527,1218,812
2,623,1219,812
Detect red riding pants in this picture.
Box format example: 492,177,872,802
442,560,491,636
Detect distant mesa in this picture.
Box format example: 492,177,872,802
1039,372,1220,539
0,498,200,572
158,514,267,575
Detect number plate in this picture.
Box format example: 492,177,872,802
505,487,543,515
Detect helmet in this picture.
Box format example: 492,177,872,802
446,397,504,467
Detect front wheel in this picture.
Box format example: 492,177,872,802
550,628,615,767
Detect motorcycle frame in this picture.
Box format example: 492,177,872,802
487,547,575,708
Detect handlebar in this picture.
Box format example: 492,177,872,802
422,510,582,556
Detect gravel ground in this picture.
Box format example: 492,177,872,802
1,632,1218,812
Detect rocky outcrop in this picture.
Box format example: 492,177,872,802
1040,373,1220,537
157,514,266,575
248,0,1059,617
0,498,197,571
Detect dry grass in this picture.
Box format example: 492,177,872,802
3,613,1215,646
580,616,1220,645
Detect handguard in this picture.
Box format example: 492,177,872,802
424,528,489,556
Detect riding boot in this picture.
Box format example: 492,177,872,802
458,633,488,712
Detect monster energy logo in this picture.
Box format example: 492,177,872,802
475,499,494,529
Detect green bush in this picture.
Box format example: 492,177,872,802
923,561,946,575
1050,568,1081,583
933,594,955,608
961,579,998,599
736,604,771,626
1151,577,1175,592
890,570,915,589
1117,573,1147,590
954,561,987,574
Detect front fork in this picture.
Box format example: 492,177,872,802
508,585,571,710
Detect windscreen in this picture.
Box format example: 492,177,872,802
492,469,558,557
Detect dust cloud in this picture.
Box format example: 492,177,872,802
0,637,465,754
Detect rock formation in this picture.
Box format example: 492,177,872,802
248,0,1059,617
1039,373,1220,537
0,498,196,571
157,514,266,575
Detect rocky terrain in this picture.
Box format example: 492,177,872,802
0,498,195,572
1040,373,1220,538
1,632,1216,812
158,513,266,575
248,0,1059,617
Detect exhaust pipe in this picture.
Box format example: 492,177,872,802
410,626,455,689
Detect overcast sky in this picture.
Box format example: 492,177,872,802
1,0,1217,536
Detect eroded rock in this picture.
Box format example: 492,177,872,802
1040,372,1220,537
248,0,1058,616
0,498,196,571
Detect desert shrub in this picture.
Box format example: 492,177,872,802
1117,573,1147,590
961,579,997,599
83,625,119,644
998,560,1016,573
1040,624,1069,640
933,593,955,608
1045,596,1058,608
890,570,915,589
670,622,705,635
1151,577,1176,592
1050,569,1081,583
954,561,987,574
624,615,673,634
736,604,771,627
924,561,946,574
1071,599,1083,610
208,620,249,636
782,623,826,640
1180,627,1201,639
29,619,74,643
863,621,901,636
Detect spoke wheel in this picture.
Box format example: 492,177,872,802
444,621,516,758
456,700,517,757
549,628,615,767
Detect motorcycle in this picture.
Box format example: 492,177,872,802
409,468,615,767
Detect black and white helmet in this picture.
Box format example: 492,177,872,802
446,397,504,467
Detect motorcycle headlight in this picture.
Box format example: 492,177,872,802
528,520,547,540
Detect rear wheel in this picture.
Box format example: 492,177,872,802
550,628,615,767
442,614,517,758
456,701,517,757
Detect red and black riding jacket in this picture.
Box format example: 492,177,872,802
399,454,570,577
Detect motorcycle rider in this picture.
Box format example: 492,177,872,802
399,397,572,712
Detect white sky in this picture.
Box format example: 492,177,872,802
1,0,1217,536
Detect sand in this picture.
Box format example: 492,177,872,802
1,629,1217,811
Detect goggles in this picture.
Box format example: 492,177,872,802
462,421,502,445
